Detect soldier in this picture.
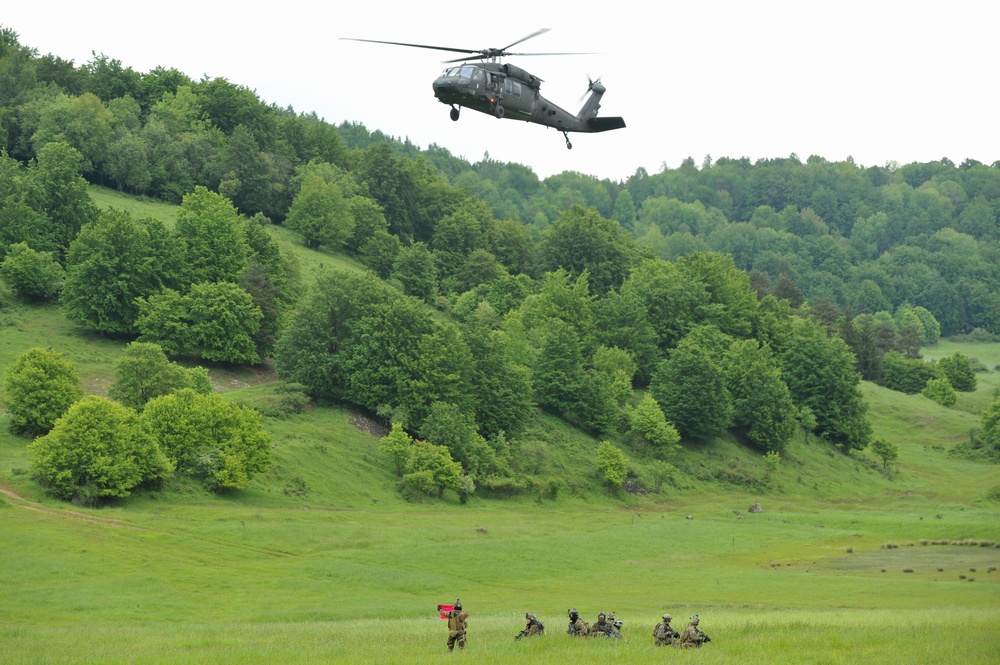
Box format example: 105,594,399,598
444,599,469,652
515,613,545,640
567,608,589,637
590,611,611,637
679,614,710,648
653,613,679,646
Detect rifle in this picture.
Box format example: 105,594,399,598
698,630,712,643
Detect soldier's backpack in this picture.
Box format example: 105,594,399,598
536,619,545,634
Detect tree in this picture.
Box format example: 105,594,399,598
62,209,184,334
141,389,271,490
725,340,798,452
870,438,899,470
392,241,437,301
625,394,681,456
540,204,636,295
24,141,99,257
936,352,977,392
108,341,211,411
137,282,263,365
595,440,628,493
0,242,63,301
174,186,249,285
360,229,401,279
3,347,83,435
779,317,871,451
379,422,414,477
401,438,462,499
27,396,173,504
650,330,733,441
921,377,957,407
284,173,354,249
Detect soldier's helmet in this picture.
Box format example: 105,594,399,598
662,613,672,621
568,608,578,619
526,613,536,621
454,599,462,610
608,612,616,621
690,614,699,624
613,620,623,629
598,612,606,620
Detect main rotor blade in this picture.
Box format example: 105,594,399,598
499,28,551,52
340,38,477,56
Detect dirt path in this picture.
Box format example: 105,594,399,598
0,486,141,529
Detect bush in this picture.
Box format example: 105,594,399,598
922,377,957,407
28,396,173,504
3,347,83,435
0,243,64,301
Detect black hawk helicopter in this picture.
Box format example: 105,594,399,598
342,29,625,149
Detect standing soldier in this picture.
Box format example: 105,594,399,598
679,614,710,648
515,613,545,639
567,608,589,637
444,599,469,652
653,613,679,646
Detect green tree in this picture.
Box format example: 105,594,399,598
174,186,249,285
779,317,871,451
32,92,112,174
28,395,173,504
285,173,354,249
625,394,681,456
3,347,83,435
24,141,99,257
725,340,798,452
392,241,437,301
540,204,636,295
62,209,184,334
346,195,388,254
595,440,628,492
0,242,63,301
650,330,733,440
379,422,414,477
936,352,977,392
141,389,271,490
136,282,263,364
108,341,211,411
921,377,957,407
870,438,899,469
401,438,462,499
360,229,401,279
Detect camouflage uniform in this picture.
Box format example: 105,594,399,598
590,613,611,637
446,604,469,651
516,614,545,639
567,609,589,637
679,616,706,649
653,614,678,646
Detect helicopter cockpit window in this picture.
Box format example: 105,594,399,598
459,66,478,79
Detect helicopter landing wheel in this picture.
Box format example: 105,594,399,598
450,106,460,121
494,105,505,119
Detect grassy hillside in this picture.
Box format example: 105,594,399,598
1,188,998,663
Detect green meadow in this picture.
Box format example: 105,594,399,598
2,194,999,663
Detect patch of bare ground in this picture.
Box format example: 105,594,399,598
349,412,390,438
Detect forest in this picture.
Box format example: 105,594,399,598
2,24,1000,503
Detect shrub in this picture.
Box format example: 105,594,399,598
922,378,957,407
0,243,64,301
3,347,83,435
28,396,173,504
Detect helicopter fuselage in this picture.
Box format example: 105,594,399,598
432,61,625,142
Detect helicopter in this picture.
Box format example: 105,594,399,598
341,29,625,149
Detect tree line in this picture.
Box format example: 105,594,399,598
3,25,999,502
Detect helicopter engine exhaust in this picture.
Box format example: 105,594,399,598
499,64,541,88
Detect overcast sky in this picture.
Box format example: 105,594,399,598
5,1,997,181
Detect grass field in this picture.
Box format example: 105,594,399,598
1,189,999,663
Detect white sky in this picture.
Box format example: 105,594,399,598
4,1,997,181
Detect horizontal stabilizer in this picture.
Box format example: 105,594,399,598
587,116,626,132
